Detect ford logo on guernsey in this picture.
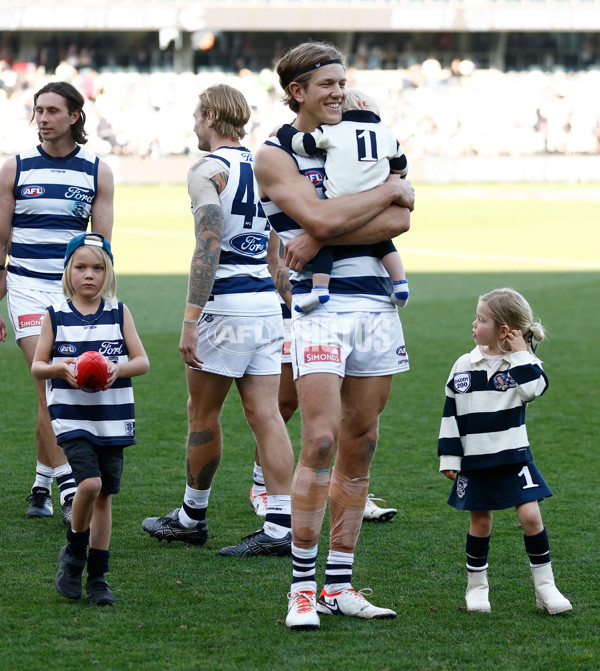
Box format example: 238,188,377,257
230,233,268,256
21,185,45,197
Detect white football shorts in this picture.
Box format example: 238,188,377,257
6,284,62,341
193,313,284,377
291,311,409,379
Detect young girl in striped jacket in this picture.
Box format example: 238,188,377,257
438,287,571,615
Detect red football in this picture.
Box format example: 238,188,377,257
75,351,111,393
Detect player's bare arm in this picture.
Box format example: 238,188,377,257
266,234,292,308
0,158,16,342
179,158,226,367
90,160,115,241
284,189,413,271
255,143,410,241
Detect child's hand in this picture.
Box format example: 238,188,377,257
505,329,527,352
57,358,78,388
441,469,457,481
103,362,118,390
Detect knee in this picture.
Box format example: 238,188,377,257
278,397,299,423
303,432,337,467
78,477,102,499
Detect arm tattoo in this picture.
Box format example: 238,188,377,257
186,203,224,309
276,264,292,297
209,170,228,194
275,239,292,297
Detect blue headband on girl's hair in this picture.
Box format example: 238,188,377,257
285,59,343,88
64,233,113,267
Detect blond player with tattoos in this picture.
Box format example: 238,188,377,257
142,85,295,557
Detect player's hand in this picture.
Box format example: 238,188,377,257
284,233,323,271
0,314,6,343
441,469,457,481
179,321,204,368
387,175,415,211
505,329,527,352
269,123,284,137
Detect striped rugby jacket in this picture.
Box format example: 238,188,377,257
438,347,548,473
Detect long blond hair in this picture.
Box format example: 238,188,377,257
480,288,545,353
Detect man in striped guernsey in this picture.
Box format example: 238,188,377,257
0,81,114,525
254,41,415,629
142,84,295,558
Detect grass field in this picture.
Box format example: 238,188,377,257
1,184,599,671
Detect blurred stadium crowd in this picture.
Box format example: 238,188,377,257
1,55,599,159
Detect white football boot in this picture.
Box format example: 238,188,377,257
286,590,320,630
317,587,396,619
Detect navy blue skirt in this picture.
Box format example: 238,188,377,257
447,461,552,511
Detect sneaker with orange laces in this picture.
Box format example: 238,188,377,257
286,590,320,630
249,486,267,517
363,494,397,523
317,587,396,619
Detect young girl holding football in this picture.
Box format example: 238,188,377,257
32,233,149,605
437,288,571,615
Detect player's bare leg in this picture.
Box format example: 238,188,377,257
219,373,294,557
21,335,76,521
141,369,232,546
316,374,396,620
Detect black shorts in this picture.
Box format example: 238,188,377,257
447,461,552,511
61,437,124,494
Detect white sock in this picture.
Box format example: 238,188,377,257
33,461,53,492
391,280,409,307
252,463,266,495
291,543,319,595
179,485,210,527
324,550,354,593
263,494,292,538
54,463,77,504
294,286,330,314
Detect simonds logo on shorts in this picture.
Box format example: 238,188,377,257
18,313,44,329
282,340,291,357
304,345,341,364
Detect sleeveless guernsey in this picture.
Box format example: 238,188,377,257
8,145,99,291
46,298,137,447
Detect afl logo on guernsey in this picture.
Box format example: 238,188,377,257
304,170,324,187
21,185,45,197
230,233,268,257
58,344,77,355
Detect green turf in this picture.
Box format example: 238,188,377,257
110,183,600,275
1,185,599,670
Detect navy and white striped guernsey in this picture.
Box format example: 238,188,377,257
46,298,136,447
8,145,99,292
260,138,396,314
194,146,279,316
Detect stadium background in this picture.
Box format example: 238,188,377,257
1,0,600,183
